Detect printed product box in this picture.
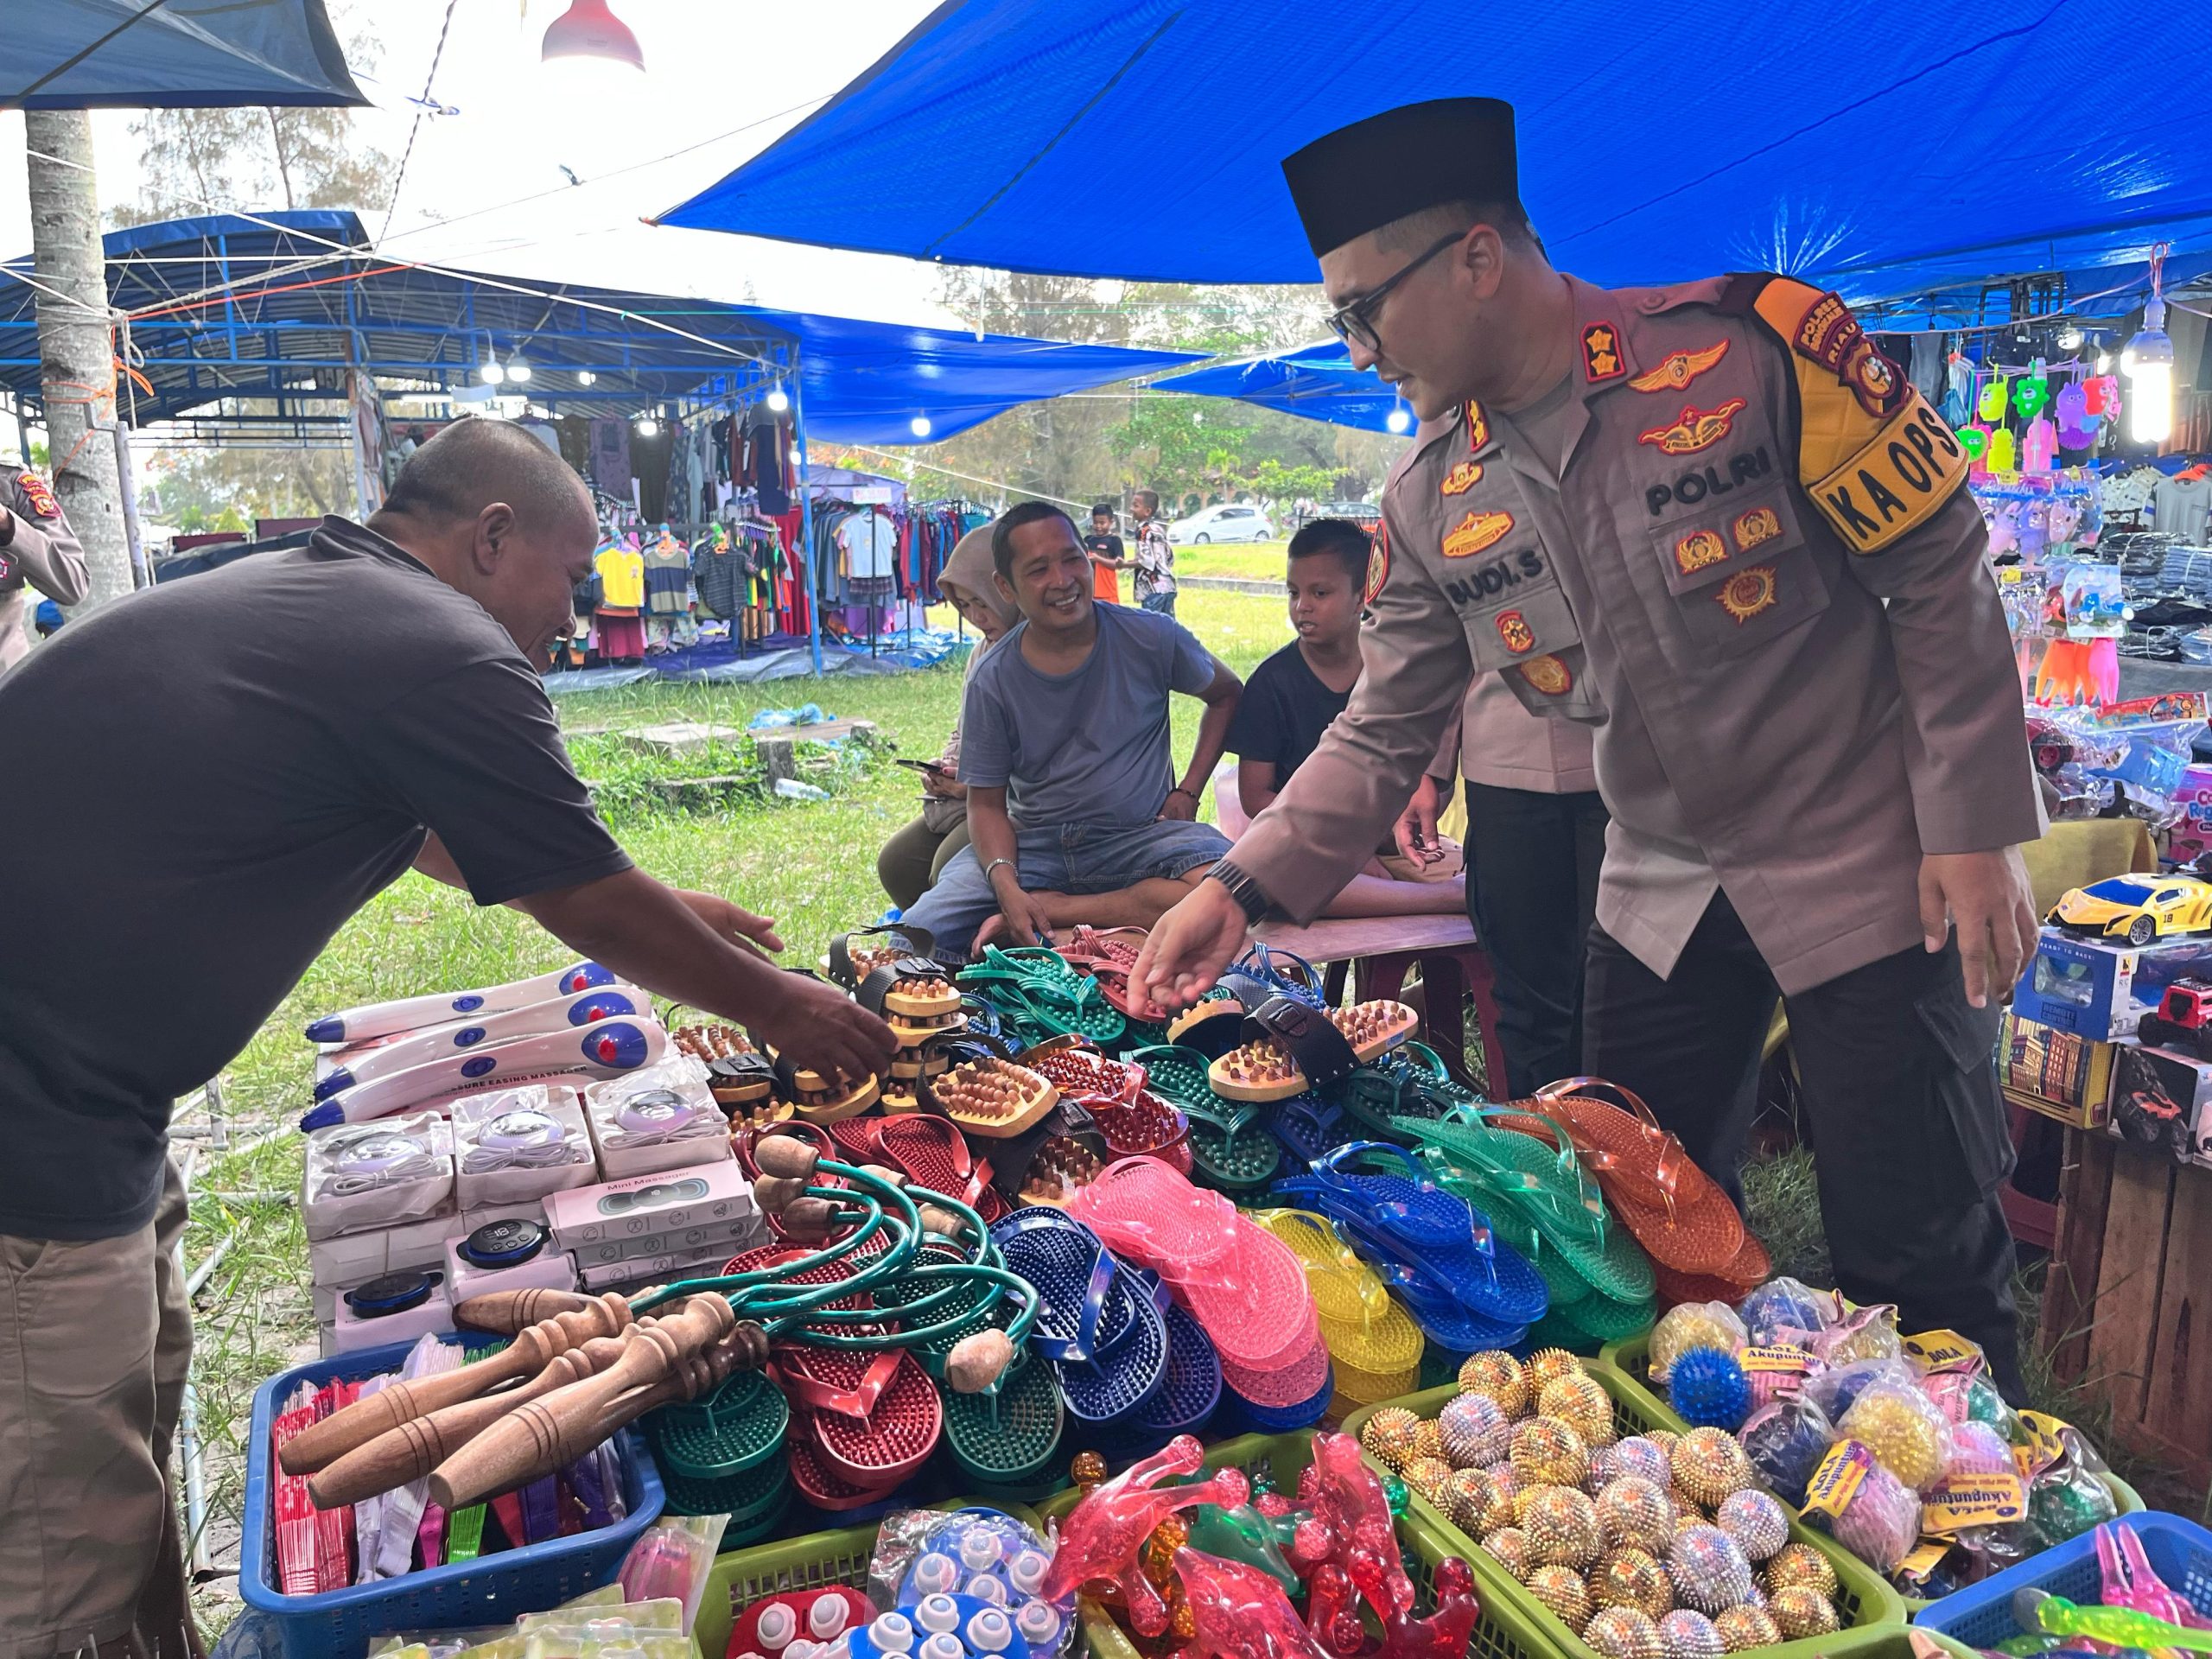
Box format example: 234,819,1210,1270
1998,1010,2117,1129
2107,1044,2212,1164
543,1160,756,1245
2011,930,2212,1039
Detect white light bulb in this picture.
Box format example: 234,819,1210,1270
506,356,533,384
576,370,597,386
479,360,505,385
1385,407,1412,434
634,416,659,438
909,415,932,438
2124,297,2176,445
766,386,791,413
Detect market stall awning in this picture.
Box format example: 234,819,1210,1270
8,0,364,110
660,0,2212,308
0,211,1200,443
1150,341,1403,433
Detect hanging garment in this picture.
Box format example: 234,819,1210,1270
641,533,693,616
588,420,632,497
594,543,645,609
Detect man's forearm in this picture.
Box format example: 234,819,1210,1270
1180,689,1240,795
511,867,784,1025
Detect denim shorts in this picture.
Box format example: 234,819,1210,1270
1140,591,1177,617
903,817,1230,954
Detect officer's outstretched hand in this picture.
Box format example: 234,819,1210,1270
1133,880,1250,1012
1919,847,2038,1009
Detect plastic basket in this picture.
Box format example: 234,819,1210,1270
691,1497,1042,1658
1916,1511,2212,1643
1600,1332,2147,1611
239,1336,664,1659
1340,1368,1908,1659
1036,1433,1569,1659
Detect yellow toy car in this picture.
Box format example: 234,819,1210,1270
2045,874,2212,946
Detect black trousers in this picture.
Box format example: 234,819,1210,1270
1583,891,2024,1397
1465,782,1609,1098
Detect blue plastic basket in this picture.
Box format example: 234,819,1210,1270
238,1336,664,1659
1916,1512,2212,1646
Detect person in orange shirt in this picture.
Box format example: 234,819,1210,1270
1083,502,1128,603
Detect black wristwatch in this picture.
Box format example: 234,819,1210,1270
1206,858,1274,925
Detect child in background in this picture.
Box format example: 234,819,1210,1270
1222,518,1465,918
1083,502,1128,604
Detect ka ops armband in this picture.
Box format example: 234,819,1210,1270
1741,276,1969,555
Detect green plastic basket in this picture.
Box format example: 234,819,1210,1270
1340,1368,1909,1659
650,1370,790,1481
1037,1433,1569,1659
1598,1332,2148,1612
691,1497,1043,1656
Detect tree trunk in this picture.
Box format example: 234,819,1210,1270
24,110,131,610
266,108,297,209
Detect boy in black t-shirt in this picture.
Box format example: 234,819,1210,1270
1224,518,1462,916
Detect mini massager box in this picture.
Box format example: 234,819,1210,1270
543,1159,756,1245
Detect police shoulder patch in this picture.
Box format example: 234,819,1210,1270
15,469,59,520
1364,518,1391,605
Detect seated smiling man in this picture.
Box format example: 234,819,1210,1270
904,500,1243,957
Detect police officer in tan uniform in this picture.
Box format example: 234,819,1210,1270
0,461,89,671
1135,98,2044,1391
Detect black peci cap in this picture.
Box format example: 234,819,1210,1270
1281,98,1521,257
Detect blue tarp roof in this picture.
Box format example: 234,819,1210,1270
1151,341,1405,433
9,0,363,109
0,212,1198,444
664,0,2212,309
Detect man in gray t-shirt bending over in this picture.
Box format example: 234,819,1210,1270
905,501,1243,957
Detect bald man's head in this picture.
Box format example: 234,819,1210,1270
368,417,601,658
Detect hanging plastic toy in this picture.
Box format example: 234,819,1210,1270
2022,416,2058,474
2013,359,2051,418
1978,374,2011,423
2056,380,2096,449
1958,425,1990,461
1986,426,2018,473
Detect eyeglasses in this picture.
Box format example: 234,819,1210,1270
1324,231,1465,353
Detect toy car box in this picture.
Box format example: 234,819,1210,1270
2107,1044,2212,1165
2011,930,2212,1039
1998,1010,2117,1129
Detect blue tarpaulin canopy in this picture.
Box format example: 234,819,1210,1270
1151,340,1403,432
664,0,2212,310
0,212,1200,444
8,0,364,109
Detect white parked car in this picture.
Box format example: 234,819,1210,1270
1168,503,1276,543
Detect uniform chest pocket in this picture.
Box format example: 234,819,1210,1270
1646,486,1829,659
1455,582,1605,719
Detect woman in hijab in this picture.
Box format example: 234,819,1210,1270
876,520,1021,909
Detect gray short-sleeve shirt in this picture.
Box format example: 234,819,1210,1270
958,603,1215,829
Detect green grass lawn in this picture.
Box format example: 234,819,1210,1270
1175,540,1291,582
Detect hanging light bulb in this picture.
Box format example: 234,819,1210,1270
2123,296,2175,445
575,370,597,386
541,0,645,108
505,353,533,385
479,359,506,385
766,385,791,413
634,416,659,438
1385,405,1412,434
542,0,644,67
909,415,932,438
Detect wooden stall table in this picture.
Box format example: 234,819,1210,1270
2042,1131,2212,1493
